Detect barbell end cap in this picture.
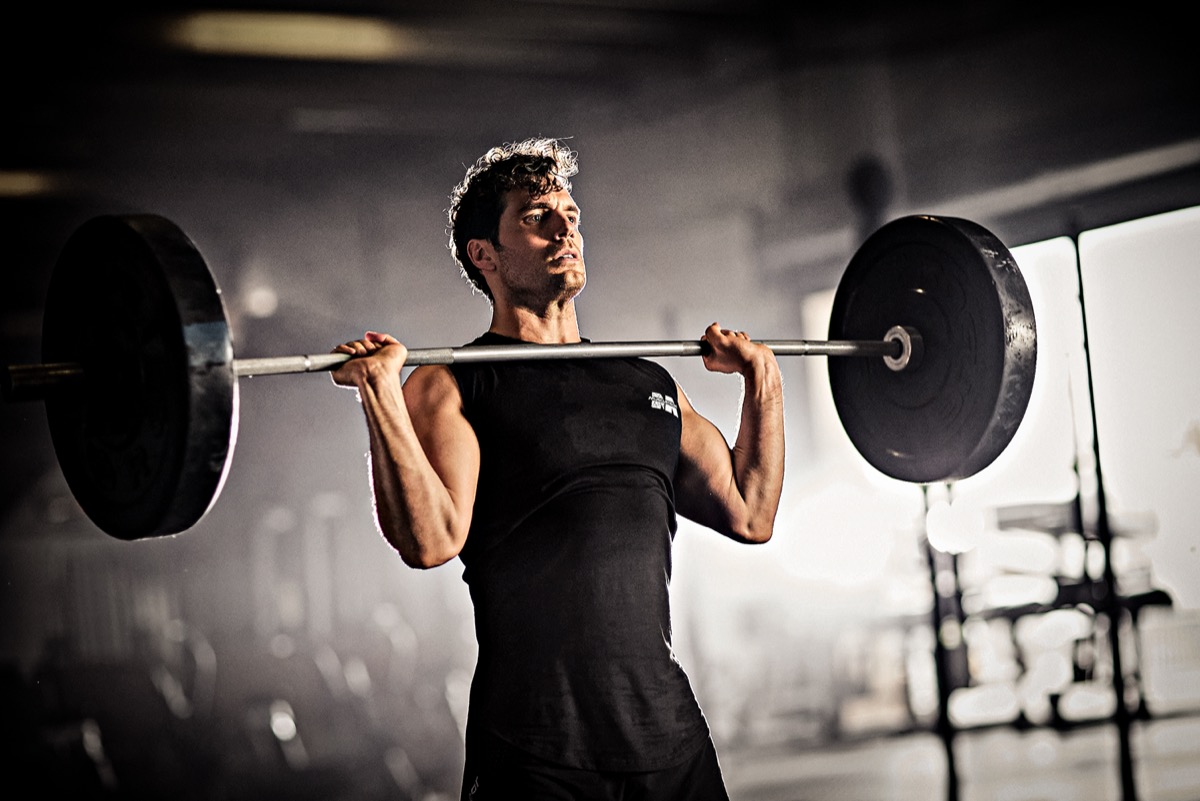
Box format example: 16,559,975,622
883,325,923,372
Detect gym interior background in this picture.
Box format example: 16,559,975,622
1,3,1198,800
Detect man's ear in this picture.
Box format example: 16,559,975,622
467,239,497,273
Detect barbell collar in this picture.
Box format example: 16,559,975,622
882,325,923,372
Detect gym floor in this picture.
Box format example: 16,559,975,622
723,715,1200,801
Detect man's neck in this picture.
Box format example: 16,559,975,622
488,300,582,344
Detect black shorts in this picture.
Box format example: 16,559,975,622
460,732,730,801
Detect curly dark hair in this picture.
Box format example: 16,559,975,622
447,137,579,302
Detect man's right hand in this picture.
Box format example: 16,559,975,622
330,331,409,388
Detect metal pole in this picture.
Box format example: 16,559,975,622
1071,232,1139,801
922,484,961,801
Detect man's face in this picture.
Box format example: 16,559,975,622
478,186,585,308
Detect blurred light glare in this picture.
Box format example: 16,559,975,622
948,682,1020,728
1086,540,1107,578
243,285,279,318
1022,651,1075,694
1017,607,1093,650
163,12,421,62
80,719,105,759
963,618,1021,683
1112,536,1151,577
1018,683,1054,725
939,618,963,650
934,568,958,598
343,657,372,697
977,528,1058,574
0,170,60,197
269,701,298,741
1058,681,1117,721
1058,533,1087,578
981,574,1059,609
925,498,985,554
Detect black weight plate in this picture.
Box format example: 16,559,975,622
828,215,1036,483
42,215,236,539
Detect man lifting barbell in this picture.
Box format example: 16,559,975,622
329,138,780,799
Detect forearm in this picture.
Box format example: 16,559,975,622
729,352,785,541
357,375,467,568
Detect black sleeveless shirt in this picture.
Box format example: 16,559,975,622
449,332,709,770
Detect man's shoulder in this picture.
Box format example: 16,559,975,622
403,364,462,406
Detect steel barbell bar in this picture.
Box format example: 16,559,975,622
3,326,917,398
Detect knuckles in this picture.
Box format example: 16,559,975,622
700,324,770,374
329,337,407,387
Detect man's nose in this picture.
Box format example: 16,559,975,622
553,213,578,239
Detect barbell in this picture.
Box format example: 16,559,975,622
2,213,1037,540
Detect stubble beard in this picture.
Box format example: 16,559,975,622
499,249,586,313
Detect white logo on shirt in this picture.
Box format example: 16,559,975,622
648,392,679,418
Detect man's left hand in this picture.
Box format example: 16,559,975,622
700,322,775,376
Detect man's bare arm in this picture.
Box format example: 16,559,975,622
332,332,479,568
673,324,785,543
